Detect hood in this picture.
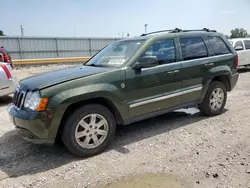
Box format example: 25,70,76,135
19,65,111,90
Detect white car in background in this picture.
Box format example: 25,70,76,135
229,38,250,67
0,62,16,97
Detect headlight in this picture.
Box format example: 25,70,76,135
24,91,48,111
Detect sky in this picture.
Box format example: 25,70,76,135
2,0,250,38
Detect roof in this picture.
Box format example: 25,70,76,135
120,28,221,42
229,38,250,41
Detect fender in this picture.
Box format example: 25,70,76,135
45,83,128,138
199,65,232,103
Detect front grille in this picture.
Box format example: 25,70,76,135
13,87,26,109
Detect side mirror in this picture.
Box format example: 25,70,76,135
235,46,243,51
133,56,158,70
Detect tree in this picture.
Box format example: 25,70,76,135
230,28,249,38
0,30,4,36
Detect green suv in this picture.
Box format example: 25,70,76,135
8,28,239,157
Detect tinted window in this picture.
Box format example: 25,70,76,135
142,39,176,65
180,37,208,60
234,41,244,49
208,36,230,55
243,40,250,50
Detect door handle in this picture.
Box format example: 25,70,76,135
204,63,214,67
167,70,179,75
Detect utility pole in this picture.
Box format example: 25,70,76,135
144,24,148,34
20,25,24,37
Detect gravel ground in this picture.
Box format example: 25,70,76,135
0,65,250,188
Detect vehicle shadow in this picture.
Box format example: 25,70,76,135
0,108,219,179
113,108,202,154
237,66,250,73
0,95,12,107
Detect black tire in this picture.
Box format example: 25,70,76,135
198,81,227,116
61,104,116,157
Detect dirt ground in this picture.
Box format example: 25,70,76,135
0,65,250,188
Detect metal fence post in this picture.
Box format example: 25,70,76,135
17,37,23,59
89,38,92,56
55,38,59,57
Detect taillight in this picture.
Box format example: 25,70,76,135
0,64,12,79
234,55,239,69
3,53,10,62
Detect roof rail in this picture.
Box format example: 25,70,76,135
140,28,217,36
174,28,217,33
140,28,181,36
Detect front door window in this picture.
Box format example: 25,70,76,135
141,39,176,65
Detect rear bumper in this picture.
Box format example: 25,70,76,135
8,104,55,145
230,73,239,91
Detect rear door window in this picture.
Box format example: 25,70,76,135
208,36,230,55
243,40,250,50
142,39,176,65
180,37,208,60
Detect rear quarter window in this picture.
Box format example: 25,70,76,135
208,36,231,55
0,47,9,55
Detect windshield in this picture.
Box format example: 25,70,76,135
85,39,145,67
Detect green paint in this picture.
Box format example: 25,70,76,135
8,30,239,144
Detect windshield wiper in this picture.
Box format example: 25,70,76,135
85,63,98,67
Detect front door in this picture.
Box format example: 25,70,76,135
124,38,182,119
234,40,248,66
243,39,250,65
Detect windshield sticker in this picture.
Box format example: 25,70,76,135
108,59,126,65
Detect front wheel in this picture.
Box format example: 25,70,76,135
198,81,227,116
61,104,116,157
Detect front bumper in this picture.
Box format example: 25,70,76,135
8,104,55,145
230,73,239,91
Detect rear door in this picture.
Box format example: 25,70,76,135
178,36,210,104
243,39,250,65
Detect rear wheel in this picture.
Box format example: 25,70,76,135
61,104,116,157
198,81,227,116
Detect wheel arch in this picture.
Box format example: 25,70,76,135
56,97,124,141
200,74,231,103
211,75,231,91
